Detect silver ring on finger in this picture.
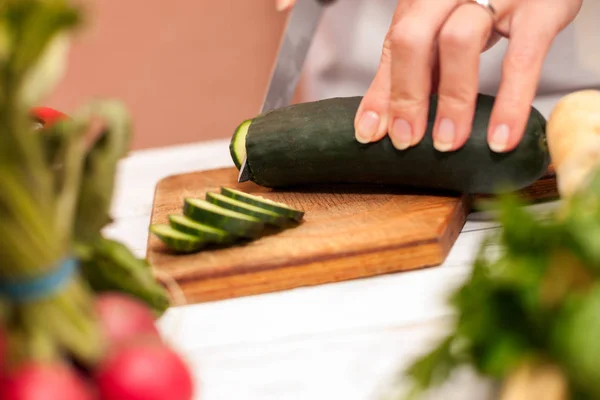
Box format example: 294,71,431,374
470,0,497,21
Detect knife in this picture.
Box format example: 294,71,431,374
237,0,335,183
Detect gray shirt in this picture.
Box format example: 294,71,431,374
303,0,600,112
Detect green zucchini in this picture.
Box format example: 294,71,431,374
230,94,550,194
168,214,234,243
150,224,207,253
183,198,264,238
220,187,304,221
205,192,288,226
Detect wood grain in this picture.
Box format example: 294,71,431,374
147,167,557,304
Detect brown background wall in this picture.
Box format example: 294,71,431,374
44,0,304,150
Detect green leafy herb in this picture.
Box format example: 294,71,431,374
398,168,600,399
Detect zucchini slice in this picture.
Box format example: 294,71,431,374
230,119,251,169
183,198,264,238
206,192,288,226
150,224,207,253
168,214,234,243
220,187,304,221
230,94,550,194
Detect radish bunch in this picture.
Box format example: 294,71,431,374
0,106,194,399
0,293,195,400
0,1,194,396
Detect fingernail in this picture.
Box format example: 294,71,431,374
355,111,380,144
276,0,293,11
434,118,455,152
490,124,510,152
390,119,412,150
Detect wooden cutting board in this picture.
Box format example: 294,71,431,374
147,166,558,304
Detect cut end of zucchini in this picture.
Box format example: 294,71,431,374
220,187,305,221
150,224,206,253
230,119,251,170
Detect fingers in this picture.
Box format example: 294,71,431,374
276,0,295,12
487,18,555,152
387,0,460,150
354,1,412,144
357,0,568,154
433,3,494,152
487,0,582,152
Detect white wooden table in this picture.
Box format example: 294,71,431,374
102,95,563,400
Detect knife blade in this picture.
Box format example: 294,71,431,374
238,0,334,183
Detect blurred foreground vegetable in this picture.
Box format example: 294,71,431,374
394,91,600,399
95,338,194,400
0,1,194,398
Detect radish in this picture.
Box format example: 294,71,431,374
96,340,194,400
96,292,160,345
30,106,69,127
0,362,95,400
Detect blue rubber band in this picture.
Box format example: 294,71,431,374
0,257,77,303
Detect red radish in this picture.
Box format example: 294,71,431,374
96,292,160,345
30,106,69,127
96,341,194,400
0,362,95,400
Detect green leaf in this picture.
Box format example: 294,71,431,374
474,333,531,378
2,0,81,105
395,164,600,398
550,284,600,398
73,100,132,242
47,119,86,251
76,237,170,316
403,336,467,399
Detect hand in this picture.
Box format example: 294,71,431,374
354,0,583,153
276,0,335,11
276,0,295,12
